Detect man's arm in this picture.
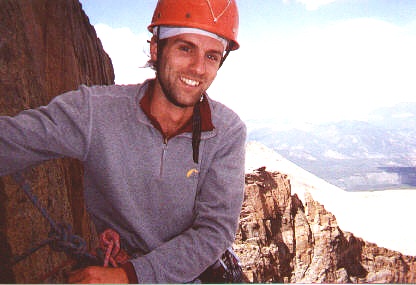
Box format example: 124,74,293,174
0,88,91,175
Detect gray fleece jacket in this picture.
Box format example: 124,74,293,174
0,79,246,283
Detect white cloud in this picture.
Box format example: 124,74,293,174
210,17,416,123
324,150,350,159
392,112,414,119
283,0,337,10
94,23,155,84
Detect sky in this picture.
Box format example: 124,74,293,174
80,0,416,125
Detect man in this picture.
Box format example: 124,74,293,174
0,0,246,283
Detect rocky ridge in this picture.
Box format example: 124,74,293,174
235,167,416,283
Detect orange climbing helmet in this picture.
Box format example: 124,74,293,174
148,0,240,50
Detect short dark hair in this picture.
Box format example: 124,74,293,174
146,38,168,71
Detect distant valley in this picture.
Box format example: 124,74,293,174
247,102,416,191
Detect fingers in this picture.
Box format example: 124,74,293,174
68,266,103,283
67,268,87,283
67,266,129,284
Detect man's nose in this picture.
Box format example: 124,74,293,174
189,53,206,75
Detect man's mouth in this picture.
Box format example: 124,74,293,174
180,76,200,87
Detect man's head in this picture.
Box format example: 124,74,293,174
148,0,239,51
150,32,225,108
147,0,240,108
147,0,239,70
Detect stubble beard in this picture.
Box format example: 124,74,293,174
156,69,203,109
158,77,191,108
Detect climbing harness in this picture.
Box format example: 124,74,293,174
199,247,244,283
10,171,101,279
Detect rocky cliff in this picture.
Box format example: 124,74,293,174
236,167,416,283
0,0,114,283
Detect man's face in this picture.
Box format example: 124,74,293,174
153,33,225,108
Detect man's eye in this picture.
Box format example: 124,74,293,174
179,46,191,52
207,54,220,62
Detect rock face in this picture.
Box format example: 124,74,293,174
235,168,416,283
0,0,114,283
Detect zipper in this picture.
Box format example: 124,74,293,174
160,137,168,176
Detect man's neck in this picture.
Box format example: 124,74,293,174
150,82,194,138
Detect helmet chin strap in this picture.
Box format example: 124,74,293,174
220,48,231,68
192,100,202,164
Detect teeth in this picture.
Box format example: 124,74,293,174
181,77,200,87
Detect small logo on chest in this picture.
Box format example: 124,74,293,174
186,168,199,178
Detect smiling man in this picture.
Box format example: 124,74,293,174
0,0,246,283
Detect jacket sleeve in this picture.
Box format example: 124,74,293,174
0,88,92,176
130,116,247,283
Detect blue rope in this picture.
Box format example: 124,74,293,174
12,172,58,230
11,171,99,265
11,237,55,264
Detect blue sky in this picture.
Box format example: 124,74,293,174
80,0,416,124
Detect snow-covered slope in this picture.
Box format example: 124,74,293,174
246,141,416,256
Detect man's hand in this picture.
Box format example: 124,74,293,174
68,266,129,284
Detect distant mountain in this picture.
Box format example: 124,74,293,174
247,102,416,190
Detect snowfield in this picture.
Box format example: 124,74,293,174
246,141,416,256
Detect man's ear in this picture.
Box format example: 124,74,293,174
150,36,158,62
